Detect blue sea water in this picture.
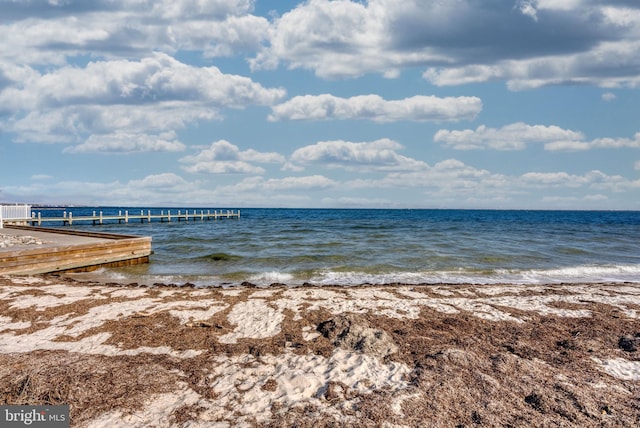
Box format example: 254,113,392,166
35,207,640,286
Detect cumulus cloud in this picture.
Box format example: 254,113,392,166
0,172,204,206
0,3,285,154
253,0,640,88
63,132,186,154
546,132,640,151
519,169,640,192
434,123,584,150
207,174,339,206
423,40,640,89
1,53,284,111
602,92,617,101
0,0,269,64
269,94,482,122
31,174,53,181
0,53,285,151
263,175,337,191
290,139,427,171
180,140,285,175
343,159,513,203
339,157,640,206
3,0,640,91
127,172,191,190
250,0,391,78
435,123,640,152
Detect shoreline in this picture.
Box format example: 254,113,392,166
1,274,639,426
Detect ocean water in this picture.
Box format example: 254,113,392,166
35,207,640,287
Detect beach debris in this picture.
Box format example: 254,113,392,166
185,320,212,328
317,314,398,358
524,392,544,412
0,234,46,248
618,334,640,352
131,311,155,318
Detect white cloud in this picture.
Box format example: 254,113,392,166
3,0,640,91
337,151,640,198
269,94,482,122
518,169,640,192
4,159,640,208
602,92,617,102
1,53,284,111
584,194,608,201
0,0,269,64
214,175,338,202
5,104,220,145
436,123,640,152
63,132,186,154
0,53,285,150
31,174,53,181
517,1,538,22
0,172,206,206
251,0,393,78
149,0,256,20
253,0,640,88
423,40,640,90
434,123,584,150
320,196,394,208
290,139,427,171
545,132,640,151
128,172,190,190
180,140,285,175
257,175,338,191
342,159,514,204
520,171,587,187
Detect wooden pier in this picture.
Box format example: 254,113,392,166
0,225,152,275
13,209,240,227
0,207,239,274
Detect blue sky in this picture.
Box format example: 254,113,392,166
1,0,639,209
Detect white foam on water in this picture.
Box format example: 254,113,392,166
66,261,640,287
247,271,296,284
308,264,640,286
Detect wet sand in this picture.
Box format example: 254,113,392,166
1,275,639,427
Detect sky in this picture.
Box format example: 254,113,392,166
1,0,639,210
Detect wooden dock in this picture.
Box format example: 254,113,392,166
0,225,152,275
7,209,240,226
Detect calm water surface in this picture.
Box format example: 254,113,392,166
37,208,640,286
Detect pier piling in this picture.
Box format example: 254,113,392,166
8,209,241,227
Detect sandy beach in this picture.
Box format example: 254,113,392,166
1,275,639,427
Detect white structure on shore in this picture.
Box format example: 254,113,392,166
0,204,32,228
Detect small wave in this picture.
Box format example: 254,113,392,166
520,264,640,283
307,264,640,286
554,246,591,256
69,263,640,288
247,271,296,284
197,253,243,262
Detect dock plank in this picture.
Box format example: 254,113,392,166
0,226,152,275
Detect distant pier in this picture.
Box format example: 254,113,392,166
5,209,240,227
